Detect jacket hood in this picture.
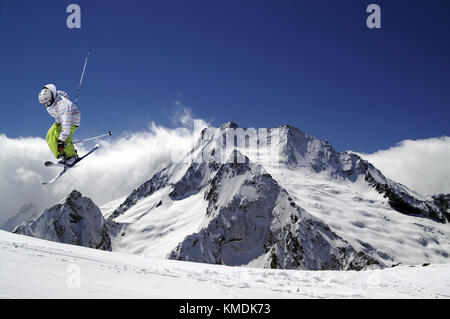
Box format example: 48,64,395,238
43,83,57,101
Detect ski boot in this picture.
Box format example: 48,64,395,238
57,154,79,167
57,154,67,165
65,156,79,167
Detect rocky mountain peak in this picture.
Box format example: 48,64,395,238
1,203,39,232
220,121,241,130
14,190,112,250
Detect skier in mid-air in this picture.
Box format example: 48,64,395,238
38,84,80,166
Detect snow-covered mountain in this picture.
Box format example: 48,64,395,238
13,190,112,251
167,150,382,270
9,122,450,270
1,203,39,232
267,124,448,223
102,122,450,269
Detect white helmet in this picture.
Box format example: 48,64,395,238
38,84,56,106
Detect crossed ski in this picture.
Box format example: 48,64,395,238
42,144,99,185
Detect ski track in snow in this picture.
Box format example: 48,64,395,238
1,231,449,299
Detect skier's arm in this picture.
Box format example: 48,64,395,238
59,107,73,142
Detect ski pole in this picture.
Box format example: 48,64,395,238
74,52,90,105
67,131,112,145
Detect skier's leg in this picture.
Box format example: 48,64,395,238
63,125,78,158
46,123,61,158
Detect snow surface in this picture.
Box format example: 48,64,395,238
1,230,449,298
100,196,127,220
255,158,450,265
236,125,450,266
111,187,208,258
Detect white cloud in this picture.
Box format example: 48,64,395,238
0,112,208,226
353,136,450,196
171,98,197,128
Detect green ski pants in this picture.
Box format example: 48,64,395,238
46,123,78,158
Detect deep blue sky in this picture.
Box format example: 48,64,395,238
1,0,449,153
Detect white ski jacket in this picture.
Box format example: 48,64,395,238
44,84,81,142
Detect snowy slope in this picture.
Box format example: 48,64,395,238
242,125,450,265
1,230,449,298
255,164,450,266
112,187,209,258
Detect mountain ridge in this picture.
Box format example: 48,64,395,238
103,122,449,268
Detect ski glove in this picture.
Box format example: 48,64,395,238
57,140,65,153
